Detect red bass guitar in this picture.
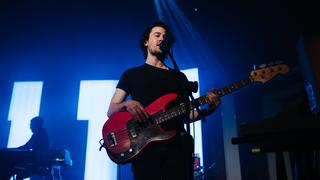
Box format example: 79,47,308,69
101,64,289,164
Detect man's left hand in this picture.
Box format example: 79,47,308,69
205,91,220,115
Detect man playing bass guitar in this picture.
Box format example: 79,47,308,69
107,21,220,180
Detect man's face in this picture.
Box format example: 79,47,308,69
30,120,41,133
144,26,166,58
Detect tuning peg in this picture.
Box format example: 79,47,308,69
253,64,257,70
259,64,266,69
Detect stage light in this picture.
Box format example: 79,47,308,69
7,82,43,148
182,68,203,167
77,80,118,180
7,82,43,180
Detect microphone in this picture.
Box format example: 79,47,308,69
160,34,172,53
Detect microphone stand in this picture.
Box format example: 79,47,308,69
167,50,190,130
167,49,206,124
166,48,205,180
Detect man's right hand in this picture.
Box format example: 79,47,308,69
124,100,149,123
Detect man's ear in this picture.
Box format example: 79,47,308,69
144,40,148,46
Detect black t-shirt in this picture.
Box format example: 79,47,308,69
117,63,190,131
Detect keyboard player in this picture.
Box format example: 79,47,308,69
0,116,50,179
18,116,50,150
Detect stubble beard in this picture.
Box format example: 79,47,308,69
150,48,166,61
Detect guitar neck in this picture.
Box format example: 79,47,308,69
195,77,253,106
153,77,253,125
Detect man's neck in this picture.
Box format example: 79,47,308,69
145,56,168,70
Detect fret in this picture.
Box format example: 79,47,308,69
153,103,187,125
152,77,254,125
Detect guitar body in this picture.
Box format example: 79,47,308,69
102,93,178,164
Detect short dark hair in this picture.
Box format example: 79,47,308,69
139,21,175,59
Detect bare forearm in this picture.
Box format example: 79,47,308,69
107,88,128,117
107,102,126,117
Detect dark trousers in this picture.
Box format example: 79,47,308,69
132,133,194,180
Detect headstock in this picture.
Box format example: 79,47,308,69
250,64,289,83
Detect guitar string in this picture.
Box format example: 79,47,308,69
105,94,219,143
105,82,244,138
106,67,284,150
108,120,180,145
105,104,189,142
107,103,186,133
110,76,268,138
107,79,253,138
107,93,244,145
105,79,261,146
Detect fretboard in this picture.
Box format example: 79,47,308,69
152,77,253,125
195,77,253,106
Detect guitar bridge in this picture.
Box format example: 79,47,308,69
106,133,117,146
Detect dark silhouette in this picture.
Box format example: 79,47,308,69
18,116,50,150
0,116,50,180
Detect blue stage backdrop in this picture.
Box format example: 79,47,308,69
0,1,315,179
